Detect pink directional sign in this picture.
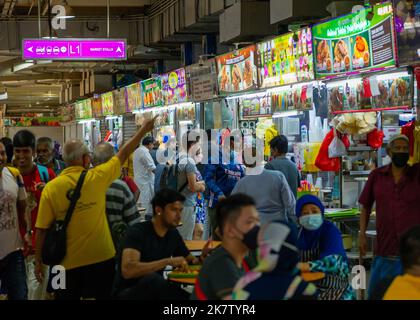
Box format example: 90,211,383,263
22,39,127,61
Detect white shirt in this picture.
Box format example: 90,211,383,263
133,145,156,186
0,168,27,260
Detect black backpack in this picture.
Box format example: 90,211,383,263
158,157,188,193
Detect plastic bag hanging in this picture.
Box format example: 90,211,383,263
328,128,348,158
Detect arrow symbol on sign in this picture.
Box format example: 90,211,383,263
116,46,122,53
28,46,33,53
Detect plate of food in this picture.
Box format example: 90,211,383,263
167,265,201,279
316,39,332,72
333,39,350,72
232,64,243,92
243,59,254,88
219,65,230,92
353,35,370,69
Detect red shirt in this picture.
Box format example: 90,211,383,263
122,176,139,195
359,164,420,256
21,165,56,253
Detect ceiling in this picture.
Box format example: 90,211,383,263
0,0,161,116
0,0,336,117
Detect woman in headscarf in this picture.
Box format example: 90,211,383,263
296,195,355,300
231,220,318,300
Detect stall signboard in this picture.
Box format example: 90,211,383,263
216,46,258,94
92,95,103,118
141,78,163,108
60,104,76,122
176,104,196,121
240,95,272,118
161,68,188,106
186,59,219,101
393,0,420,65
75,99,93,120
190,75,218,102
257,28,314,88
313,2,396,79
101,92,114,116
126,82,142,112
113,88,127,115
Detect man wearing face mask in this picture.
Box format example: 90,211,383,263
359,134,420,299
191,194,260,300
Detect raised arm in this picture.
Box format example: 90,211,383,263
117,117,156,165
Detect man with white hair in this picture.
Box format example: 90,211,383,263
93,142,141,250
36,137,65,175
359,134,420,298
34,117,156,300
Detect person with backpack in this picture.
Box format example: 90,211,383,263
13,130,56,300
93,142,142,250
0,141,29,300
177,131,206,240
34,117,156,300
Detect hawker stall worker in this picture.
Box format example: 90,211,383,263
296,195,355,300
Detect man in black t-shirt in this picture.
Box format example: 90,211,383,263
113,188,211,300
191,194,260,300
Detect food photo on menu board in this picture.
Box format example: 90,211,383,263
216,46,258,94
257,27,314,88
126,82,142,112
161,68,188,106
393,0,420,65
75,99,92,120
141,78,163,108
61,104,75,122
240,96,271,118
101,92,114,116
92,95,103,118
313,2,396,78
113,88,127,115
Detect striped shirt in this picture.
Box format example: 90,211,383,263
106,179,141,248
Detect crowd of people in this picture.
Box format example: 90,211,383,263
1,116,420,301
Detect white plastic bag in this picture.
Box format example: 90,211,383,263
328,129,347,158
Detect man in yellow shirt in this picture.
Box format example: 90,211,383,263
384,225,420,300
34,117,156,300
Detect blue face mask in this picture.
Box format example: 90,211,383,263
299,214,323,231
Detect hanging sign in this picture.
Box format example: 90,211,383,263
216,46,258,94
141,78,163,108
161,68,188,106
126,82,142,112
313,2,396,79
23,39,127,61
257,27,314,88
